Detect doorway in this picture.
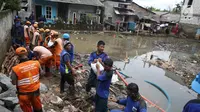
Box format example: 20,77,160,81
72,12,76,24
35,5,42,21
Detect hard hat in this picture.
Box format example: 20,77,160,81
63,33,70,39
45,29,50,33
16,47,27,55
26,21,31,24
34,22,38,24
39,28,44,32
33,24,38,28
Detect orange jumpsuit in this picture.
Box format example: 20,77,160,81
24,25,30,45
53,38,63,69
33,46,53,69
12,61,42,112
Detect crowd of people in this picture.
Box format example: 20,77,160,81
10,15,149,112
10,15,200,112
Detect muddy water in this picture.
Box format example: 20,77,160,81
70,34,197,112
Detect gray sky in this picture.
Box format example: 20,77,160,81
133,0,183,10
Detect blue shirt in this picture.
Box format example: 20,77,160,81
118,97,147,112
60,50,71,74
183,99,200,112
88,51,108,65
96,70,113,99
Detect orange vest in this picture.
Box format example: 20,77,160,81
12,61,40,93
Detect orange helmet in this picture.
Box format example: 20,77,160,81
15,47,27,55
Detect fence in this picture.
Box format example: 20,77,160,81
45,23,104,31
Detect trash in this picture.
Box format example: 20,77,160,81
50,95,63,105
111,74,119,83
62,105,78,112
40,83,48,93
76,82,82,88
47,109,57,112
192,60,197,64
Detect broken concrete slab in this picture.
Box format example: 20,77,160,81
0,105,11,112
0,73,14,89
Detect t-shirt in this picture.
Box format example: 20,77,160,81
96,70,113,99
183,99,200,112
24,25,29,37
33,46,52,58
118,97,147,112
88,51,108,65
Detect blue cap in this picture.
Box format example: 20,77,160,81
63,33,70,39
192,73,200,94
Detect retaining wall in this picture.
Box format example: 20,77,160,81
0,10,16,65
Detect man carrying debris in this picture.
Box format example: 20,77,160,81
60,41,76,94
86,40,109,92
43,29,51,47
48,32,63,69
110,83,147,112
11,47,43,112
95,58,113,112
31,28,44,47
24,21,31,46
32,46,53,77
62,33,74,62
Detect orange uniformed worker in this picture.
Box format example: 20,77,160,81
33,46,53,76
32,28,44,47
48,32,63,69
44,29,51,47
11,47,43,112
24,21,31,45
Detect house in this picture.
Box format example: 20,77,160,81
18,0,32,21
180,0,200,38
180,0,200,25
33,0,104,24
128,2,156,20
102,0,137,30
154,11,181,23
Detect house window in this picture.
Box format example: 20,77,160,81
187,0,193,8
46,6,52,19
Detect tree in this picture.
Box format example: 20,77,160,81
0,0,21,11
172,3,181,13
147,6,161,11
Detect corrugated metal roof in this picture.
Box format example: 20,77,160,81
46,0,104,7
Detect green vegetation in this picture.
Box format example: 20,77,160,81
0,0,21,11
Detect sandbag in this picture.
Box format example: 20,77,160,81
90,61,104,74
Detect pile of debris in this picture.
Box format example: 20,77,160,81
148,59,175,71
40,54,127,112
1,47,19,76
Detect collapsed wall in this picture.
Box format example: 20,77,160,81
0,10,16,66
